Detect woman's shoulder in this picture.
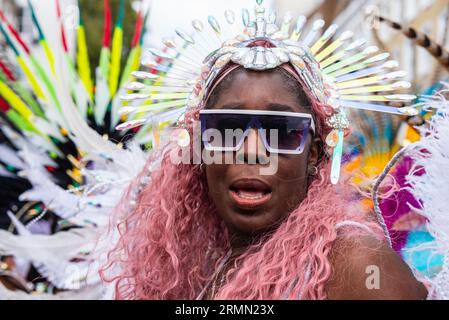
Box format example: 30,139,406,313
326,235,428,300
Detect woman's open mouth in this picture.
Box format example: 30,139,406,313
229,178,272,210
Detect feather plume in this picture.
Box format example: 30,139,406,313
406,83,449,299
377,16,449,71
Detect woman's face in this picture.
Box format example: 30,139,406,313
205,69,320,239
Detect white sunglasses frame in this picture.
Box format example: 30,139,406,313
199,109,316,155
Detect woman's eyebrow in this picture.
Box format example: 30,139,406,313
211,103,243,110
266,103,296,112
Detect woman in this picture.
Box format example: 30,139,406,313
102,4,427,300
103,65,427,300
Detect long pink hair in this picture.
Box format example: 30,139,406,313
101,70,385,300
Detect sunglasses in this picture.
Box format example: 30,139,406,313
199,109,315,155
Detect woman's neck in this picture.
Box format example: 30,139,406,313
228,231,266,258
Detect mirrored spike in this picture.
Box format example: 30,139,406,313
339,94,415,102
398,106,419,116
118,107,138,116
345,38,366,51
392,81,411,89
280,12,292,34
164,47,203,69
139,86,192,93
363,52,390,64
315,39,344,62
330,62,366,78
383,60,399,69
123,93,188,104
192,19,204,32
163,65,198,77
131,99,188,113
148,48,174,60
339,31,353,41
148,93,189,100
162,37,177,48
242,8,250,27
311,24,339,54
339,101,405,115
255,5,265,17
132,71,159,80
329,53,388,78
385,94,416,101
322,24,339,41
120,93,152,101
136,79,193,87
339,82,411,95
192,19,217,52
380,70,407,80
126,82,146,91
143,58,198,76
156,106,187,123
320,50,345,68
175,29,195,45
290,15,307,41
303,19,325,46
256,0,264,5
225,10,235,24
131,80,182,89
323,46,379,74
208,16,221,34
141,57,158,68
337,71,406,89
116,119,147,131
312,19,326,31
335,60,399,83
362,45,379,55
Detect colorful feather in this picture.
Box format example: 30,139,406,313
94,0,112,126
76,2,94,99
27,0,56,76
108,0,125,97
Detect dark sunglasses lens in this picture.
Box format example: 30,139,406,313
259,115,311,151
200,113,250,148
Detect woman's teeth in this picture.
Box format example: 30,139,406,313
229,187,272,209
228,179,272,209
237,190,266,199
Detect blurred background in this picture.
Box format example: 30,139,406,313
1,0,448,91
0,0,448,297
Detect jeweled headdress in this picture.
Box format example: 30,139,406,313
118,0,418,184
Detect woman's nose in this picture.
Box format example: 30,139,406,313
236,129,269,164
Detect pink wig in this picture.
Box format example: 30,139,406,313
101,67,386,300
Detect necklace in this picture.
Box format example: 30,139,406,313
196,249,233,300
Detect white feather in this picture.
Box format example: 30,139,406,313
0,164,15,178
0,282,105,300
0,144,26,169
94,67,110,126
406,83,449,299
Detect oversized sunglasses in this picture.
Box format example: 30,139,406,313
199,109,315,155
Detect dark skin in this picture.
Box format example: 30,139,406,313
204,68,428,299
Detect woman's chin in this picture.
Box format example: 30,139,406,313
225,208,280,236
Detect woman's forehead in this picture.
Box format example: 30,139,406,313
209,70,312,114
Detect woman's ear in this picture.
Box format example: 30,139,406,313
307,136,321,174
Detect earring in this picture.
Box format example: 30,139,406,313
308,166,318,176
